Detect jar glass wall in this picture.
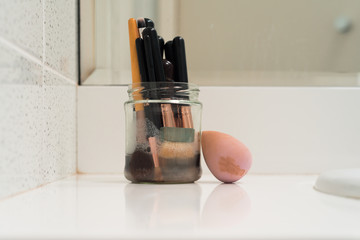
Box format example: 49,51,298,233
124,82,202,183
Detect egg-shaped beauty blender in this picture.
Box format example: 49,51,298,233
201,131,252,183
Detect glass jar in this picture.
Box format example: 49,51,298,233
124,82,202,183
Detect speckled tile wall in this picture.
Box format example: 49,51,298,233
0,0,77,199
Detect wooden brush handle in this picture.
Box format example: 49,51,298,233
128,18,144,111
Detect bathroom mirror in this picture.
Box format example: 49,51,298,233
80,0,360,86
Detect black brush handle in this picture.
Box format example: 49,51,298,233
158,36,164,59
137,37,157,135
135,38,148,83
172,36,188,84
144,18,154,28
164,41,174,64
143,34,156,84
162,59,175,99
142,27,166,83
162,59,174,82
142,30,163,130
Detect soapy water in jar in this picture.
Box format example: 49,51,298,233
125,117,201,183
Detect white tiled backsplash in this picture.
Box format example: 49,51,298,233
0,0,77,199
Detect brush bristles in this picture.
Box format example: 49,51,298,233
159,141,195,159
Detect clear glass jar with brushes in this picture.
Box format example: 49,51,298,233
124,82,202,183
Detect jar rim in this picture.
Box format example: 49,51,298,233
127,82,200,94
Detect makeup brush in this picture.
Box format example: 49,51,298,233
128,18,143,111
142,29,163,129
142,27,167,134
172,36,193,128
128,18,146,144
164,41,182,126
160,61,177,129
142,33,163,184
136,36,159,129
158,64,197,180
172,37,200,159
128,18,154,181
142,26,168,181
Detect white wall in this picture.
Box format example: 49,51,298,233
78,86,360,175
0,0,78,199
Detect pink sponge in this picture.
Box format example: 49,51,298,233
201,131,252,183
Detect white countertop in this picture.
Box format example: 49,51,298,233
0,174,359,240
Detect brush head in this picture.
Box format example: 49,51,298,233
158,141,201,183
160,127,195,142
125,148,154,182
159,141,196,160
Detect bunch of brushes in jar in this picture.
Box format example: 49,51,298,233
126,18,200,183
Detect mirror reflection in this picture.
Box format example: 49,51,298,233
81,0,360,86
